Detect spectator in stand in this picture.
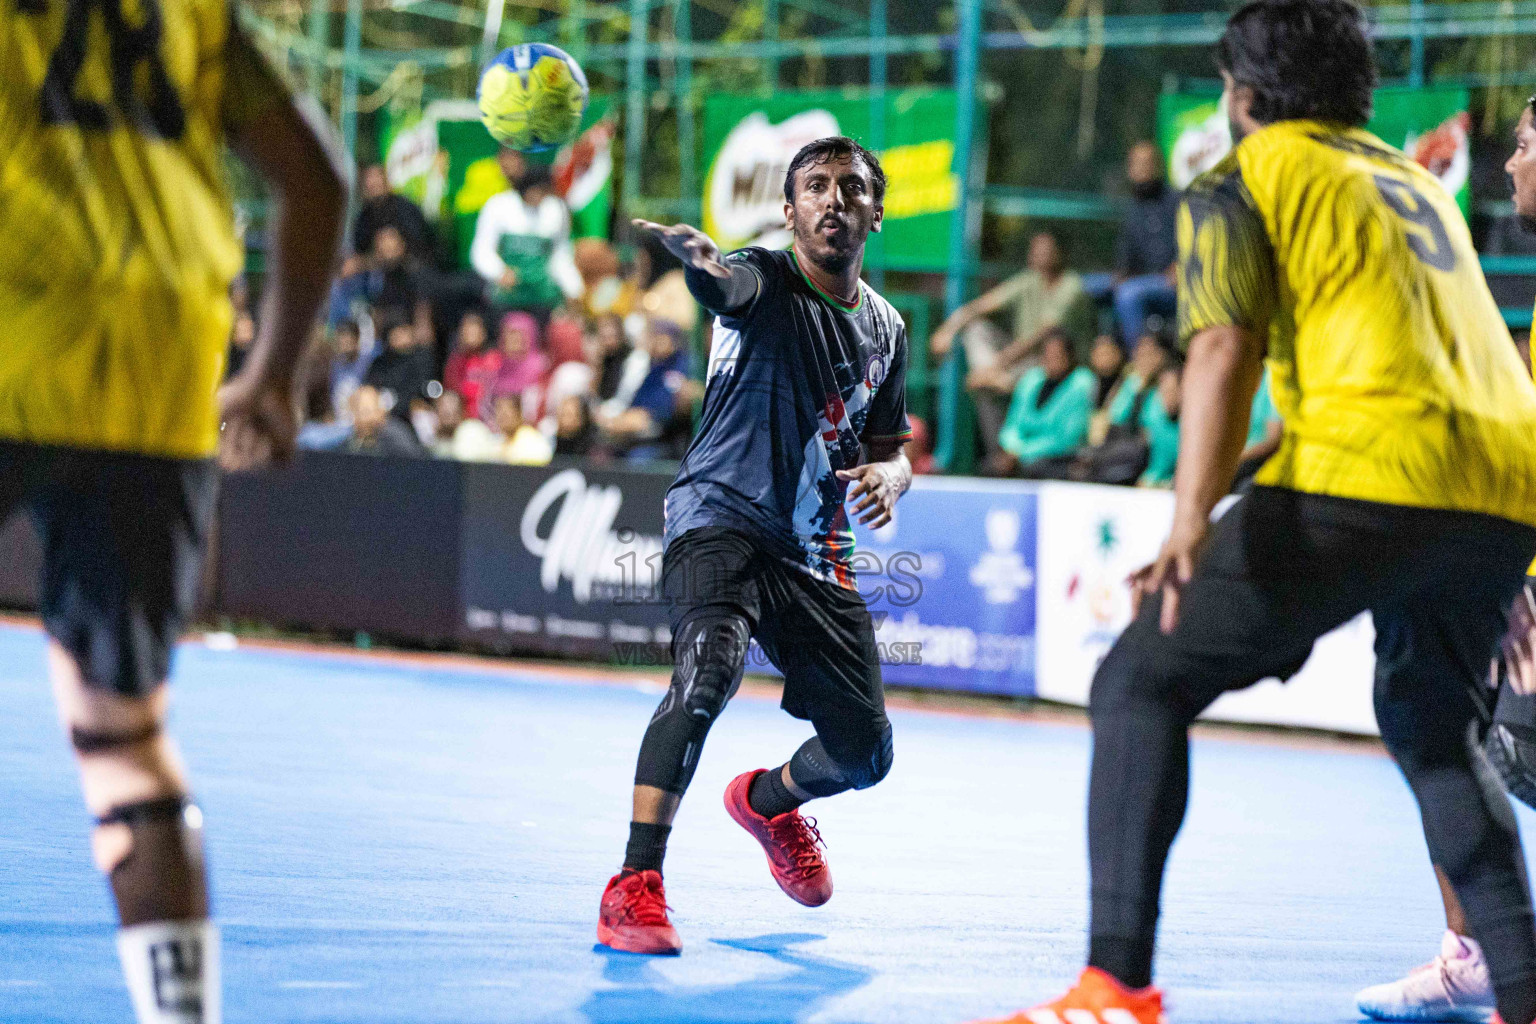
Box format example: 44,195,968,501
593,312,648,418
929,230,1096,462
443,308,501,421
1139,360,1182,487
544,309,586,368
1110,141,1180,346
553,394,601,459
470,149,583,320
351,162,433,269
600,319,699,461
489,310,550,420
1071,330,1172,485
1087,334,1126,409
991,328,1097,479
630,229,697,333
430,389,499,461
574,237,637,321
493,393,553,466
296,338,352,452
1103,329,1171,430
365,315,436,423
345,384,422,456
328,318,375,420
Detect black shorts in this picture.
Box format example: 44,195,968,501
1101,485,1536,726
661,526,885,724
0,441,217,697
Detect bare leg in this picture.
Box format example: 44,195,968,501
1438,865,1471,937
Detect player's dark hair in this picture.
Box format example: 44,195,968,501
784,137,887,205
1217,0,1376,127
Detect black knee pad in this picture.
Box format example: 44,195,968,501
97,796,208,927
635,609,751,794
808,716,894,792
671,611,749,722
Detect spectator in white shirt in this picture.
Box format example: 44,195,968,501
470,149,583,318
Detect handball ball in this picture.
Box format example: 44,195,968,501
477,43,589,152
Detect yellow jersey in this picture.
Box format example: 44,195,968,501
0,0,275,458
1178,119,1536,529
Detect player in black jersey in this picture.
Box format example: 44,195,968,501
597,137,914,955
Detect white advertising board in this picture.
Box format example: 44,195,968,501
1034,482,1379,736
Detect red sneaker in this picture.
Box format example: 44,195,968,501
596,869,682,955
723,769,833,907
966,966,1166,1023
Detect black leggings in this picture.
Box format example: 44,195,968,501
1086,487,1536,1022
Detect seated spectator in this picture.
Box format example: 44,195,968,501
600,319,699,461
329,224,428,329
490,310,551,420
364,315,435,422
574,237,637,320
1109,141,1180,346
544,309,586,368
991,329,1096,479
1139,360,1183,487
593,313,648,417
1087,335,1126,409
345,385,422,456
1071,332,1172,485
553,394,601,459
328,318,375,419
1102,330,1171,432
350,163,434,270
430,390,500,461
930,231,1095,462
296,343,352,452
471,149,583,319
492,393,553,466
443,308,501,420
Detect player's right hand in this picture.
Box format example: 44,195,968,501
632,219,731,279
217,371,298,472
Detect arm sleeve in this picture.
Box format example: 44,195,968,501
861,323,913,443
1176,165,1277,349
470,196,509,284
684,249,764,316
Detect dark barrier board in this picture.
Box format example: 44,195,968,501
217,452,464,641
459,462,671,658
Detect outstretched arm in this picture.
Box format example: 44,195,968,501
632,218,758,315
220,23,348,470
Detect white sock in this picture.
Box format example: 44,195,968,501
116,920,220,1024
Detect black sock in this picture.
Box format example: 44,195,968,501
623,822,672,873
1087,934,1155,990
748,766,804,819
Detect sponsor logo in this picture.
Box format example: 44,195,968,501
967,507,1035,604
520,469,664,603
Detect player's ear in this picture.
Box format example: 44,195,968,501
784,200,795,231
870,202,884,235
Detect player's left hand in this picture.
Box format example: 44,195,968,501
837,462,904,529
1503,583,1536,696
217,371,298,472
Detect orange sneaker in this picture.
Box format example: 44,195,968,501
596,869,682,955
723,769,833,907
967,967,1167,1024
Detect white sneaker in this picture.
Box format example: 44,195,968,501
1356,930,1497,1022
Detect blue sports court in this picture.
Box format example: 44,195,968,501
5,619,1532,1023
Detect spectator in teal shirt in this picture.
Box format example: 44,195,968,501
1139,361,1182,487
993,329,1097,479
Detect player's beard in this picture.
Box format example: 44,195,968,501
795,219,866,276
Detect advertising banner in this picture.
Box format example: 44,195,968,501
1034,482,1380,735
701,89,961,271
845,477,1038,696
459,462,671,658
1158,86,1472,215
380,96,616,268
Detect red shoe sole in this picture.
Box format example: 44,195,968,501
723,771,833,908
596,920,682,956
